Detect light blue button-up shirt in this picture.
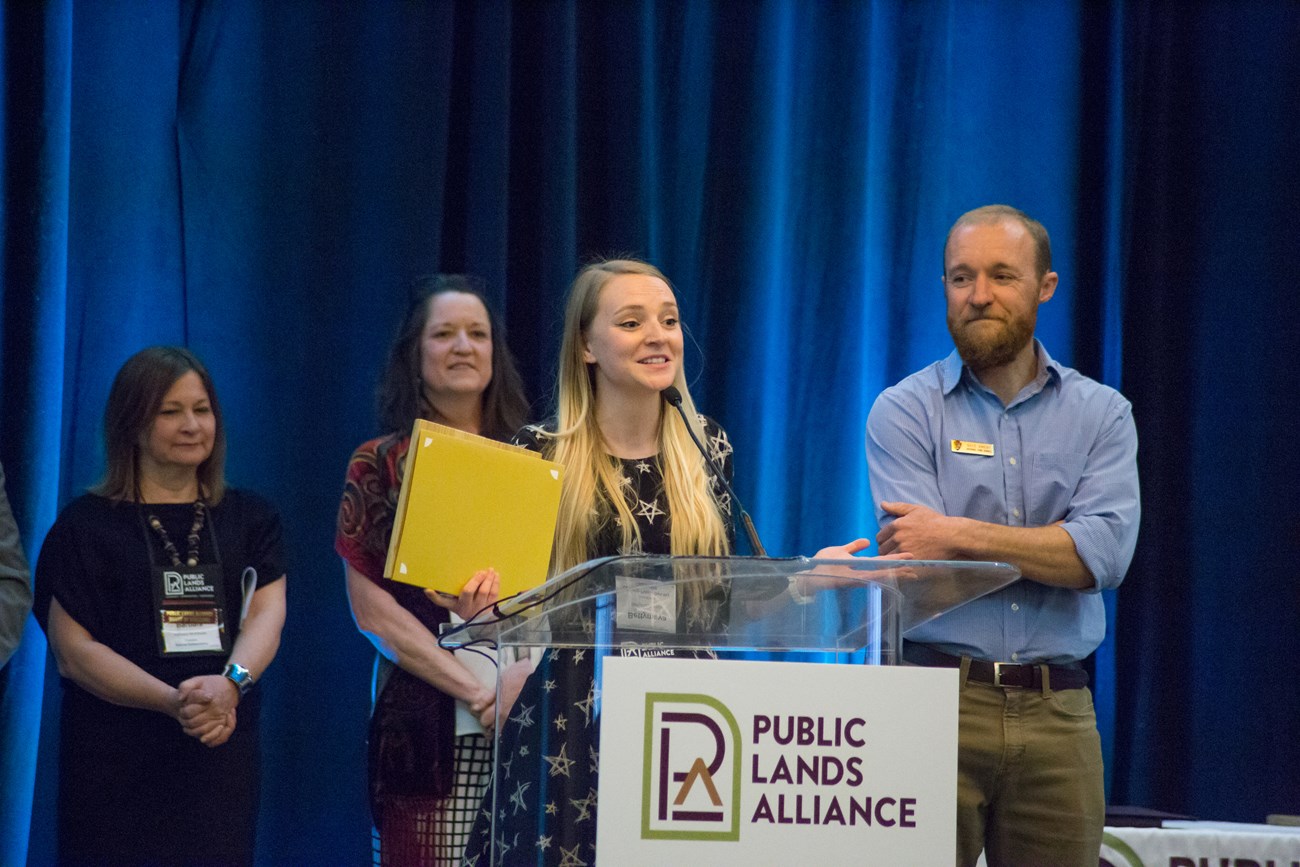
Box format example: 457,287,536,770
866,342,1139,663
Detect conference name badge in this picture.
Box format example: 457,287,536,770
151,563,230,656
950,439,994,456
159,607,223,654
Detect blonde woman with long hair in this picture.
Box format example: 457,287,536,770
464,259,739,865
542,258,734,594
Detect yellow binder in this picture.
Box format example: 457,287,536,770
383,419,563,597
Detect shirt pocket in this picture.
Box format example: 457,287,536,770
1028,452,1087,524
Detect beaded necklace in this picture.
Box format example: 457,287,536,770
146,500,208,567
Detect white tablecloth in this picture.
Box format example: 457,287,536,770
1101,822,1300,867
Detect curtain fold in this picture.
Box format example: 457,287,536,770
0,2,74,862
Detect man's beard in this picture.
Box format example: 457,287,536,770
948,313,1035,373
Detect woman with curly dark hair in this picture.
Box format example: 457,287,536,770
336,275,533,865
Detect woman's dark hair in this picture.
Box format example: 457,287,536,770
377,274,529,441
95,345,227,503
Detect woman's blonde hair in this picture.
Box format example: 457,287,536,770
543,259,730,585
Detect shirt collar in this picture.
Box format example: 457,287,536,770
940,339,1063,398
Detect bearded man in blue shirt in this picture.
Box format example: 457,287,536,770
866,204,1140,867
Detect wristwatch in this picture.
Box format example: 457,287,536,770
786,576,814,605
222,662,254,696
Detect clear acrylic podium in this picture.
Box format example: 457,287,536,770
443,555,1020,865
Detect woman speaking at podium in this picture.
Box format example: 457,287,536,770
465,259,736,865
336,275,532,865
35,346,287,865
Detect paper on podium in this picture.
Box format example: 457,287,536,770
383,420,563,597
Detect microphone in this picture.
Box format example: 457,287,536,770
661,386,767,557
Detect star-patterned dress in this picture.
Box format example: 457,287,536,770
463,417,735,867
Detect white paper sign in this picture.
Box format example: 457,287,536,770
614,575,677,633
596,657,958,866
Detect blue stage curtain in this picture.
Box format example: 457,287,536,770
2,1,1297,862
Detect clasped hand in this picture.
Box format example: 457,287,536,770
173,674,239,748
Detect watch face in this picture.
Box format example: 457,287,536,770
223,663,253,692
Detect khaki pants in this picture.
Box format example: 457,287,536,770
954,663,1105,867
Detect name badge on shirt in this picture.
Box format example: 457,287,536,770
951,439,995,456
152,564,229,656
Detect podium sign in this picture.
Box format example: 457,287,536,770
597,657,959,865
444,555,1020,866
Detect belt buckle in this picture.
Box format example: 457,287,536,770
992,662,1020,689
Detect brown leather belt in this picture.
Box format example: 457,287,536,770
903,641,1089,690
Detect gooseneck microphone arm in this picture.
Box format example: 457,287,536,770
661,386,768,557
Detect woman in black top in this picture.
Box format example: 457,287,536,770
35,346,286,865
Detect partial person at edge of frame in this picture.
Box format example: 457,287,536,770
0,460,33,675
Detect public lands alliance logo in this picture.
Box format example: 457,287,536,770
641,693,742,841
1098,832,1145,867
